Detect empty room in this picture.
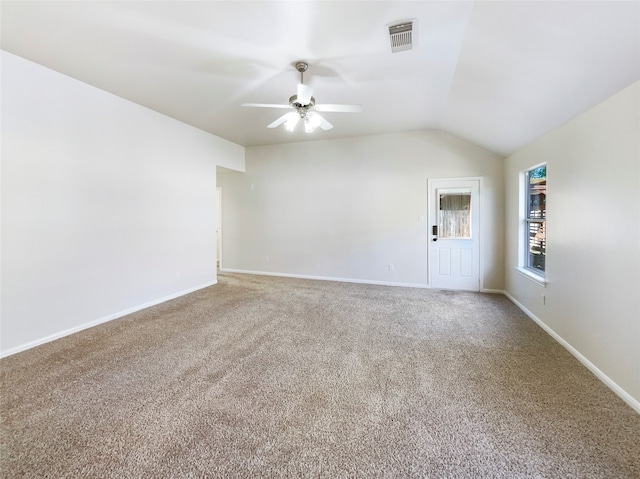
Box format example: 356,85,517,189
1,1,639,478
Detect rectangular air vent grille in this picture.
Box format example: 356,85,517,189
389,21,414,53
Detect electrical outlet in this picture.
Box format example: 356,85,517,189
388,264,394,271
265,256,270,263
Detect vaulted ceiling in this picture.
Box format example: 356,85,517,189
2,1,638,156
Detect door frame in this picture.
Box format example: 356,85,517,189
216,186,222,270
427,177,483,291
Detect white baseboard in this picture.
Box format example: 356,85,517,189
504,292,640,414
220,268,430,289
481,288,505,294
0,280,218,358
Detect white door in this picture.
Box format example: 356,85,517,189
428,178,480,291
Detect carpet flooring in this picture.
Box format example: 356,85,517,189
1,273,639,478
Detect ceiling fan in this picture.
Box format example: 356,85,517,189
242,61,362,133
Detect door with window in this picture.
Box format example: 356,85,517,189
428,178,480,291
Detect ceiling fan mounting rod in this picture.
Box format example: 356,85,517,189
296,61,308,85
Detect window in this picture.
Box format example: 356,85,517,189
524,165,546,276
438,192,471,238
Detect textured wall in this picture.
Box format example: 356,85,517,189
504,81,640,406
218,130,504,290
1,52,244,354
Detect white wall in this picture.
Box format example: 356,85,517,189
218,131,504,290
1,51,245,355
504,81,640,408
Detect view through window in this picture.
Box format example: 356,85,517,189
526,165,546,274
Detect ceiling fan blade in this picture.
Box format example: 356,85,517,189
266,113,290,128
267,111,300,129
242,103,292,109
317,114,333,131
297,84,313,105
315,104,362,113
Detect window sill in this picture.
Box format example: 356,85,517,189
515,267,547,287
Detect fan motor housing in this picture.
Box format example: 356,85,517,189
289,95,315,109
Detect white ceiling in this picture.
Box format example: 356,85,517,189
2,1,638,156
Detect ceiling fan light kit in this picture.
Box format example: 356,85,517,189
242,61,362,134
283,112,299,132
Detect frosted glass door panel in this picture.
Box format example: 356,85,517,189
438,193,471,239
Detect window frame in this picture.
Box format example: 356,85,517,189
517,164,547,285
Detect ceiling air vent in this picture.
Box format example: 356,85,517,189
388,20,415,53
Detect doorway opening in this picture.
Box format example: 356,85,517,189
216,187,222,270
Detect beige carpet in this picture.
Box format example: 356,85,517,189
1,273,638,478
